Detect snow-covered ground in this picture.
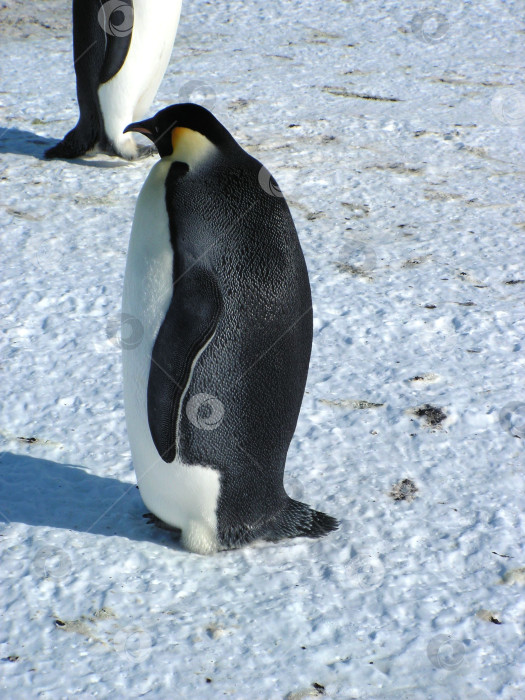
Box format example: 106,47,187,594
1,0,524,697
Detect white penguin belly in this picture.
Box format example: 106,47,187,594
98,0,182,158
122,160,221,554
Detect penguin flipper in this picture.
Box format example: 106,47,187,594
147,266,223,463
98,6,134,85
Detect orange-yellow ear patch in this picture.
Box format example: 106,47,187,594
168,126,216,167
171,126,194,152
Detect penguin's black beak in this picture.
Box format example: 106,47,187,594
124,119,156,139
124,116,178,158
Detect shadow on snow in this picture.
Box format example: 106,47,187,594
0,127,130,167
0,451,181,547
0,126,59,159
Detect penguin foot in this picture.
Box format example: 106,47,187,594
109,142,155,160
218,499,339,550
142,512,181,534
44,127,96,160
263,498,339,543
106,134,143,160
135,144,157,159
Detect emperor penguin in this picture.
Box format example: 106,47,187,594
121,103,338,554
45,0,182,160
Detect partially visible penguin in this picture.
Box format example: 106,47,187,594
121,103,339,554
45,0,182,160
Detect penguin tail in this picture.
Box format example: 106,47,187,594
263,498,339,542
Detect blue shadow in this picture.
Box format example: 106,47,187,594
0,126,59,159
0,451,180,546
0,126,131,167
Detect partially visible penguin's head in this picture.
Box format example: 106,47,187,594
124,103,237,166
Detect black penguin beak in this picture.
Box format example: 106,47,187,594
124,118,156,140
125,116,178,158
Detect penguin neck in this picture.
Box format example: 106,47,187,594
164,127,217,170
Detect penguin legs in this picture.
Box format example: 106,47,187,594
46,0,180,159
45,0,106,159
45,0,144,160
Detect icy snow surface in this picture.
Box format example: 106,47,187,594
1,0,524,698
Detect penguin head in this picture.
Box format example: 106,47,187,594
124,103,237,165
